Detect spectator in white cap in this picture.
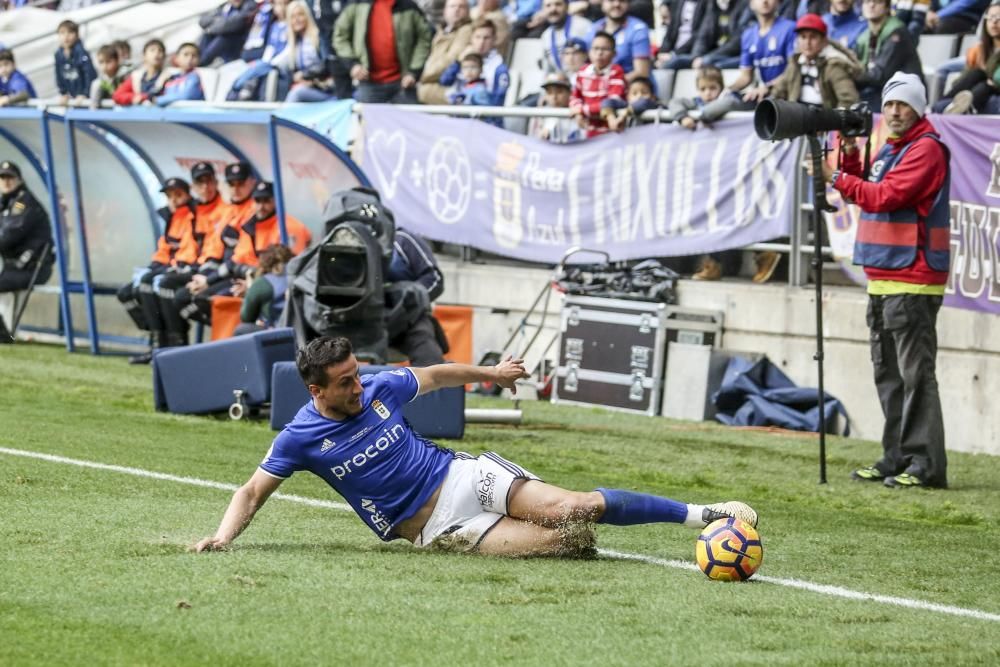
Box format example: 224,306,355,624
811,70,950,490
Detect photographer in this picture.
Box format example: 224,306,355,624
386,227,447,367
0,161,53,342
814,72,949,489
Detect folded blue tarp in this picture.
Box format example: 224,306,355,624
712,356,850,436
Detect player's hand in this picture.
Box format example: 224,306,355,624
493,355,530,394
192,536,229,552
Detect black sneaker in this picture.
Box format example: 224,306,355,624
128,350,153,365
851,466,886,482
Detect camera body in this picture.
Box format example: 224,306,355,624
754,99,873,141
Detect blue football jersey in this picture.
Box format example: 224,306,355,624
739,17,797,86
260,368,454,541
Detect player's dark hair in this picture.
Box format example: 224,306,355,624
0,49,14,64
297,337,354,387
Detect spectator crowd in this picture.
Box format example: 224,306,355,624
0,0,995,119
0,0,995,297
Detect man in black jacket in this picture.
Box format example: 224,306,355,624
656,0,710,69
386,227,447,366
0,160,53,342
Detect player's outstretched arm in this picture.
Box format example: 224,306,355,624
411,355,530,396
193,468,284,552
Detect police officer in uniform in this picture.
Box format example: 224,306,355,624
0,160,53,342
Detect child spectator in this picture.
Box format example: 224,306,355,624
153,43,205,107
112,39,176,106
699,0,797,123
440,19,510,106
587,0,652,82
603,75,660,130
570,31,627,136
112,39,134,73
54,20,97,104
0,50,36,107
529,72,585,143
561,38,590,87
854,0,923,107
665,65,725,129
89,45,126,109
447,53,493,105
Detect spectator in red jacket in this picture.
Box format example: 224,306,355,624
570,31,626,137
112,39,176,106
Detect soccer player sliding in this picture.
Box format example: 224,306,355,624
194,337,757,557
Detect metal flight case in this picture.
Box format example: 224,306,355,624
552,295,668,416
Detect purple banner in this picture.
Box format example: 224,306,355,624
360,106,797,264
935,116,1000,315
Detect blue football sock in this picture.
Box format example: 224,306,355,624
596,488,689,525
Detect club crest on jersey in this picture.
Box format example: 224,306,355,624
320,438,336,453
372,399,391,420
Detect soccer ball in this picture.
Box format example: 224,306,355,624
695,517,763,581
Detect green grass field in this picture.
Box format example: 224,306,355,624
2,344,999,666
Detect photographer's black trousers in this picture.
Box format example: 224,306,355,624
867,294,947,487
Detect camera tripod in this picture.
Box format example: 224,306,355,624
806,134,837,484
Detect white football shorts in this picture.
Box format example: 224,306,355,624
413,452,540,552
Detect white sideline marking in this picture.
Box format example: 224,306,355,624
0,447,351,512
4,446,999,624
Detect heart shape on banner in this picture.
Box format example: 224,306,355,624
367,130,407,199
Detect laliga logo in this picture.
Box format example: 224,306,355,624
869,159,885,181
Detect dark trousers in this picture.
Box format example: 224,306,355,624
355,80,418,104
175,279,234,326
0,262,52,292
155,272,193,341
117,272,154,331
932,68,997,113
390,312,444,367
867,294,947,487
199,34,245,65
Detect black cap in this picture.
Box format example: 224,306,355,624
252,181,274,200
159,177,190,193
225,161,252,183
190,161,215,180
0,160,21,178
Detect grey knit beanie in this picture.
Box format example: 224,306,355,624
881,72,927,117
